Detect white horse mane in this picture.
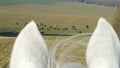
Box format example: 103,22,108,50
10,17,120,68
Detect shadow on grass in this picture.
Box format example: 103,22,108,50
0,32,72,37
0,32,19,37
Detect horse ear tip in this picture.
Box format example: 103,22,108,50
98,17,106,23
100,17,104,20
24,20,37,29
29,20,36,26
97,17,110,27
31,20,35,23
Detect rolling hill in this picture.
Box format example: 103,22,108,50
0,2,115,36
0,0,119,6
0,0,68,5
71,0,120,6
0,1,117,68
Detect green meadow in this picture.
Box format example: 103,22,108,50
0,1,115,68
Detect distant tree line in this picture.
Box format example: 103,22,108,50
71,0,120,7
71,0,85,2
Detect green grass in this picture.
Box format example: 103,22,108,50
0,2,115,35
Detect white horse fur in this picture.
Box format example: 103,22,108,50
10,17,120,68
86,17,120,68
10,20,48,68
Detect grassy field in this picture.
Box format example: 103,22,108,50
0,35,90,68
0,1,116,68
0,0,68,5
0,2,115,35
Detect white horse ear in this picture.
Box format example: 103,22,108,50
86,17,120,68
92,17,119,40
10,20,48,68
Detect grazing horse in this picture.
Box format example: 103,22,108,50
10,17,120,68
86,17,120,68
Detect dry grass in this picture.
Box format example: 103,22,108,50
0,2,115,68
0,2,115,33
0,35,90,68
0,37,15,68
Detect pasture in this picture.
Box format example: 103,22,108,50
0,1,115,68
0,2,115,35
0,35,90,68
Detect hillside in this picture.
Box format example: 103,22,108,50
0,0,119,6
0,2,115,36
71,0,120,6
0,0,68,5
